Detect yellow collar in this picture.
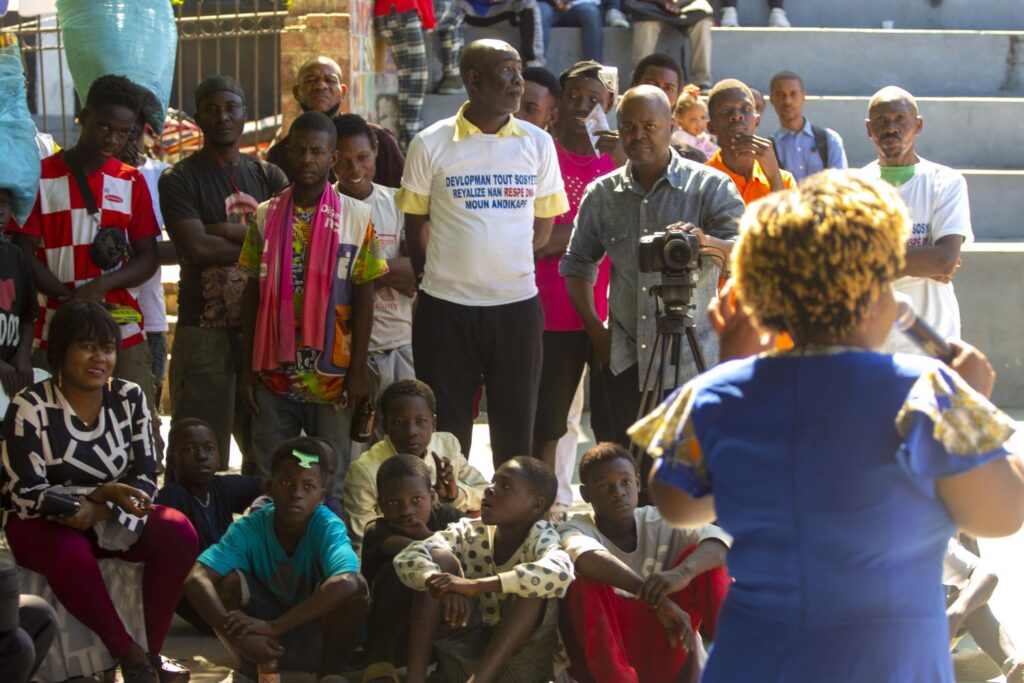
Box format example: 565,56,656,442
453,102,528,141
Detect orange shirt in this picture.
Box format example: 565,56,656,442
706,150,796,204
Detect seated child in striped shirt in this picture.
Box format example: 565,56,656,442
394,457,575,683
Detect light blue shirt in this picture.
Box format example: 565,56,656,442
199,504,358,606
771,118,848,181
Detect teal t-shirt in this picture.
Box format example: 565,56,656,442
198,504,358,606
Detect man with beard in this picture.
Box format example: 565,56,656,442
560,85,743,450
860,86,972,355
159,75,289,471
704,78,795,204
396,39,568,466
266,56,404,187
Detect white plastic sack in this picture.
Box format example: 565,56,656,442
0,35,41,225
56,0,177,134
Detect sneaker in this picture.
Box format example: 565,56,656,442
605,8,629,28
768,7,790,27
436,74,465,95
720,6,739,26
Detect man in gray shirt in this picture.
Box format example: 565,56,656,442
560,85,744,448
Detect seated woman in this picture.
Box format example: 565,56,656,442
2,300,199,683
631,171,1024,683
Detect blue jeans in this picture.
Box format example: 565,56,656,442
539,1,603,62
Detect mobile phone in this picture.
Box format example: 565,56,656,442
38,490,81,518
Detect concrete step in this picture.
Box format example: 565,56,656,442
758,97,1024,170
963,171,1024,240
957,242,1024,408
461,26,1024,98
424,93,1024,171
716,0,1024,31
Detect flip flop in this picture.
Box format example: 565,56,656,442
362,661,400,683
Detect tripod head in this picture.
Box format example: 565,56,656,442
649,269,699,331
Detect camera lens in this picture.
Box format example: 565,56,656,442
662,236,694,271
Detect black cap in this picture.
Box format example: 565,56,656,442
194,74,246,109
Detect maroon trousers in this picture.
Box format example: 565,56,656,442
5,505,198,658
561,546,730,683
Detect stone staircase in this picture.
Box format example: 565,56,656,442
421,1,1024,406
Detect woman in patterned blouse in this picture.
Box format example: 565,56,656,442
2,301,198,683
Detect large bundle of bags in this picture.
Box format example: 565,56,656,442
56,0,177,134
0,34,41,225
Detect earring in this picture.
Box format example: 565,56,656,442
107,376,113,391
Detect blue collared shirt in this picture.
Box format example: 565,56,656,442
771,118,848,181
560,151,744,390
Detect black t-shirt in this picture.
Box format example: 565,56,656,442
266,122,405,189
0,239,37,364
360,504,463,585
158,151,288,327
155,474,264,550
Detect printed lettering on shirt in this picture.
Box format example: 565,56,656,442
0,312,20,349
906,223,929,248
101,176,132,216
444,173,537,211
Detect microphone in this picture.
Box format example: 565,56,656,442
892,294,955,363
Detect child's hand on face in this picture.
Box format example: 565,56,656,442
387,516,433,541
432,452,458,502
426,572,481,599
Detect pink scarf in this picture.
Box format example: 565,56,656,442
251,183,341,371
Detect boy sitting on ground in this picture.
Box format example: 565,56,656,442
157,418,264,552
156,418,264,633
344,379,489,552
559,443,731,683
184,437,367,682
394,456,575,683
361,454,463,683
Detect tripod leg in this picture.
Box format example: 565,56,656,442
686,327,707,374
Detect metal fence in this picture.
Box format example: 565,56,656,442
1,0,288,155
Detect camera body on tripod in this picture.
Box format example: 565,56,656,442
637,226,701,275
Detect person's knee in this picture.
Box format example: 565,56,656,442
0,627,35,681
428,548,461,575
320,572,369,612
17,596,56,643
149,506,200,559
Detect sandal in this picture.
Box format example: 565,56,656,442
362,661,400,683
148,653,191,683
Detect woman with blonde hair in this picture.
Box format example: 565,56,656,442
630,171,1024,682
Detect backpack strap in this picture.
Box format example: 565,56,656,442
811,125,831,170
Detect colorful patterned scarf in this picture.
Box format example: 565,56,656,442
252,182,341,371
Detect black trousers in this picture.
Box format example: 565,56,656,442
413,292,544,467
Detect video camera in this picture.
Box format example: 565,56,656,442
637,227,701,275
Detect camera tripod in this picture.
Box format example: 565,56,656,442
631,272,707,473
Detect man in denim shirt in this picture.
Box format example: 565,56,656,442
560,85,743,449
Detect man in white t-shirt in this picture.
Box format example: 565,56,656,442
862,86,972,354
396,39,569,465
333,113,416,394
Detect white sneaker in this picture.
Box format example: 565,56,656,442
768,7,790,27
720,6,739,27
605,7,630,28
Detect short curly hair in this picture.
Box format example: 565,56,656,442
733,170,908,343
85,74,143,116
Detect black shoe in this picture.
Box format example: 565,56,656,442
121,662,159,683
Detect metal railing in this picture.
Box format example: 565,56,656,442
1,1,288,155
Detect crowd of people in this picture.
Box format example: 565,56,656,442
0,5,1022,683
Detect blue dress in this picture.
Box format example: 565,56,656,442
630,349,1016,682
